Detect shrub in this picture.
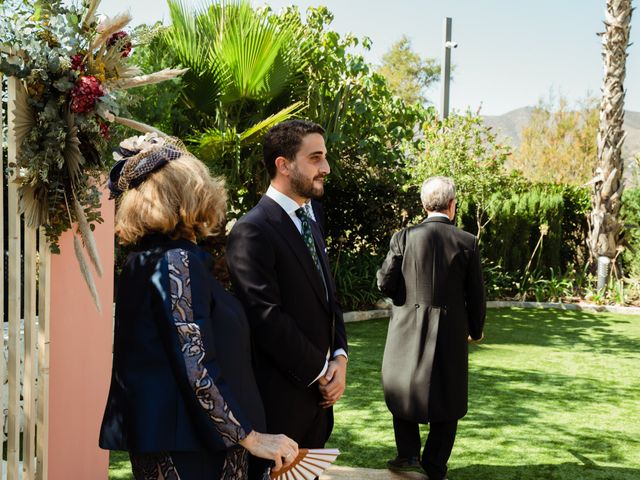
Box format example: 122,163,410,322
460,185,590,275
331,251,383,311
621,187,640,277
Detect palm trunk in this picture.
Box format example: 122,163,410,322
589,0,633,262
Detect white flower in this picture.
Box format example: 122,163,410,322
115,132,166,160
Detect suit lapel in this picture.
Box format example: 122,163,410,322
259,196,330,311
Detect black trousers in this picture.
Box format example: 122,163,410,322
249,406,332,480
393,416,458,480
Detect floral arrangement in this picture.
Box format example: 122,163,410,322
0,0,185,309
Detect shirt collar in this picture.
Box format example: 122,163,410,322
266,184,316,220
427,211,450,219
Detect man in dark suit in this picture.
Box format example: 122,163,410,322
377,176,485,480
226,120,348,475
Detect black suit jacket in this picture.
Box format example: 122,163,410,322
226,196,347,444
377,217,486,421
100,235,265,457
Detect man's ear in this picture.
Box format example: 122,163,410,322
448,198,457,220
275,156,290,176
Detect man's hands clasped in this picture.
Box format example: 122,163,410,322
468,332,485,344
318,355,347,408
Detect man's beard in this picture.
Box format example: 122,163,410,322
290,166,324,200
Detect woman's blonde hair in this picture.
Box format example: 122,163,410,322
114,155,227,245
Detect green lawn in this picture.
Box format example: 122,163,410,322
109,308,640,479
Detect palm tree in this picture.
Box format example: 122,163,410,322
589,0,633,273
165,0,306,197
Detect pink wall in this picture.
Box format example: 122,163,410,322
48,194,114,479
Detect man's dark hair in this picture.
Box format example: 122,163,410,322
263,120,325,178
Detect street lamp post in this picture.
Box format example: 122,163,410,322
440,17,457,120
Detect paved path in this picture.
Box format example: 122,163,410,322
320,466,427,479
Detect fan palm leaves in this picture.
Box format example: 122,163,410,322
166,0,307,118
192,100,304,181
164,0,309,197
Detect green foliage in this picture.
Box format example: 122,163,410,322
486,190,563,272
125,23,192,138
376,35,440,105
154,0,308,211
125,4,609,307
621,187,640,277
467,185,590,274
278,6,428,176
408,111,519,240
482,259,518,299
273,6,432,298
124,3,430,309
524,268,575,302
511,94,599,185
166,0,306,109
331,251,382,311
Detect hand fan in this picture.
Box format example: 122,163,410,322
270,448,340,480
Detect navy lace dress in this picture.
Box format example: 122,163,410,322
100,235,268,480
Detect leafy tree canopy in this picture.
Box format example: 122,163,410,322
510,94,598,185
376,35,440,105
407,111,520,239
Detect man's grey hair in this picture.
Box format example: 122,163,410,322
420,176,456,212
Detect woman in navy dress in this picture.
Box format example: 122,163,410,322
99,135,298,479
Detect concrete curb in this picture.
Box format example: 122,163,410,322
321,466,426,479
343,310,390,323
486,300,640,315
343,300,640,323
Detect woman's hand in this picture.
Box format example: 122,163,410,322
239,431,299,472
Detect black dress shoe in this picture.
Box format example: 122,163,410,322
386,456,422,472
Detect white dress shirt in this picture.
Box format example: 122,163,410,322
427,211,450,219
265,184,316,233
265,184,347,384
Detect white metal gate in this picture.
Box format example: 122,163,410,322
1,73,50,480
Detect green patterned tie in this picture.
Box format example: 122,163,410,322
295,206,324,278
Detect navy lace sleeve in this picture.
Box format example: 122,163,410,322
165,248,248,447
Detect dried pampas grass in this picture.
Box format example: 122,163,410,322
91,12,132,51
111,68,188,90
74,197,103,277
112,116,168,136
81,0,102,30
73,235,101,313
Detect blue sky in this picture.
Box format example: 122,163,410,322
100,0,639,116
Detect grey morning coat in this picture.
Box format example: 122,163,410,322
377,216,486,423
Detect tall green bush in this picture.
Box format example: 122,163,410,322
459,186,590,274
621,187,640,277
480,189,564,272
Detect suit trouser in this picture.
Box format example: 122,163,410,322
249,406,332,480
393,416,458,480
